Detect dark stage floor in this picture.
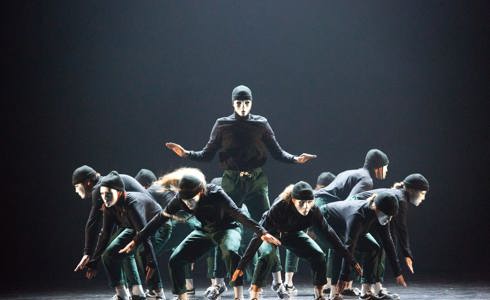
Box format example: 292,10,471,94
2,280,490,300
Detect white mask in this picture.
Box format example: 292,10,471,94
292,199,315,216
409,190,427,207
376,210,392,226
100,186,119,207
74,183,86,199
233,100,252,117
182,193,200,210
375,165,388,180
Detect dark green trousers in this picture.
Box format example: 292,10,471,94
252,231,327,288
102,227,165,289
168,227,242,295
221,168,281,279
109,228,141,287
327,233,380,284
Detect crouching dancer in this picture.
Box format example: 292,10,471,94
232,181,362,300
83,171,165,300
321,192,407,300
120,172,281,300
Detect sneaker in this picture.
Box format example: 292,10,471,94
329,294,343,300
375,289,399,300
322,287,331,295
342,288,360,296
358,293,378,300
205,284,227,300
112,295,129,300
146,289,166,300
186,288,195,295
131,295,147,300
271,283,289,299
314,297,327,300
284,284,298,296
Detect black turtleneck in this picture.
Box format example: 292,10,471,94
314,168,373,201
186,113,297,171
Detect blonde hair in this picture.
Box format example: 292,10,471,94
154,167,207,192
279,184,294,204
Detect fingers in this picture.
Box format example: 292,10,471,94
405,257,414,274
119,241,135,254
145,267,155,283
396,275,407,287
354,263,363,276
231,269,244,282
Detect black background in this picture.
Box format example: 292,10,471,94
3,0,489,288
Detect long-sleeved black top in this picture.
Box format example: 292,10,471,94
135,184,266,242
84,174,146,256
314,168,373,202
146,184,176,208
87,191,162,269
350,188,413,259
322,200,402,280
237,198,354,271
186,113,297,171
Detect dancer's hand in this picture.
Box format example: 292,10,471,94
261,233,281,246
353,262,363,276
405,257,414,273
396,274,407,287
231,269,244,282
74,254,90,272
85,268,97,279
295,153,317,164
165,142,188,158
145,266,155,283
119,240,136,254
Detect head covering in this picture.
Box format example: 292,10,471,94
232,85,253,101
316,172,336,187
364,149,389,170
179,175,203,199
210,177,222,186
100,171,125,192
403,173,430,191
135,168,157,187
292,181,314,200
72,165,97,185
374,191,399,216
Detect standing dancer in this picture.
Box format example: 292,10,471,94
165,85,316,297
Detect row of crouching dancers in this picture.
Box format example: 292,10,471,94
71,85,429,300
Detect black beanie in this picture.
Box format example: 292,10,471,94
210,177,222,186
292,181,314,200
232,85,253,101
374,191,399,216
403,173,430,191
364,149,389,170
72,165,97,185
135,169,157,187
179,175,203,199
100,171,125,192
316,172,336,187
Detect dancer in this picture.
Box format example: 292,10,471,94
83,171,166,300
135,168,157,189
349,173,430,299
232,181,362,300
284,172,337,295
72,165,148,300
120,172,281,300
320,192,407,300
165,85,316,297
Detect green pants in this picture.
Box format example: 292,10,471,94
168,227,243,295
252,231,327,288
108,228,141,287
327,233,380,284
221,168,281,278
101,228,163,289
